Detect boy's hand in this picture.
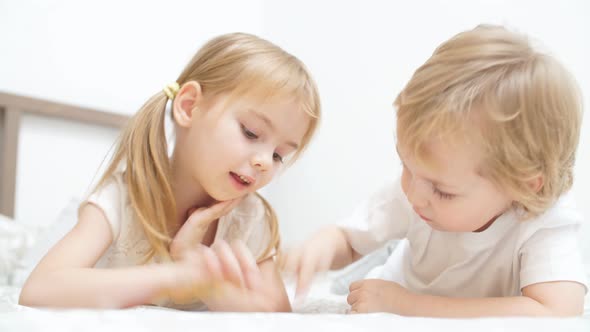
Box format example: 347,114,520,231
170,199,242,261
347,279,413,314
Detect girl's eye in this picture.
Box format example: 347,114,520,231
273,153,283,163
433,187,454,200
241,124,258,139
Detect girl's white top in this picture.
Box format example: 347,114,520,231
86,171,275,310
342,178,588,297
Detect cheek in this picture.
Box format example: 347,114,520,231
400,169,409,195
256,168,278,188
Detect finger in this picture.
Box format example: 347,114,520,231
346,289,359,305
211,240,246,288
218,197,243,215
189,199,236,225
199,246,223,281
231,241,263,291
349,280,363,292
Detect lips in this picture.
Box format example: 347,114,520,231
230,172,255,186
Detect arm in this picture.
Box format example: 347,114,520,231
327,226,364,270
348,279,585,317
257,257,291,312
19,204,190,308
282,225,362,297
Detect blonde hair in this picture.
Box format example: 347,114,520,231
395,25,582,217
94,33,320,261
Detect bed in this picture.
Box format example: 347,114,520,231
1,92,589,331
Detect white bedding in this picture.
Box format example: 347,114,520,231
2,212,590,331
2,283,590,332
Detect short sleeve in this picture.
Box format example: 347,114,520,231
520,223,588,292
341,178,413,255
85,174,126,242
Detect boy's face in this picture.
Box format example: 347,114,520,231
398,139,512,232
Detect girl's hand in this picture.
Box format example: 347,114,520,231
159,245,225,305
201,241,279,312
170,199,241,261
347,279,413,314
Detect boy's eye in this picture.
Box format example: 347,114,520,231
273,153,283,163
433,187,454,200
241,124,258,139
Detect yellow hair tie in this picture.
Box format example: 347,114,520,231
163,82,180,100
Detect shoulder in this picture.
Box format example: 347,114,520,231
228,192,267,221
218,193,273,260
516,192,583,250
85,172,129,241
519,193,582,236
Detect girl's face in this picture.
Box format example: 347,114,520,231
398,139,512,232
185,94,310,201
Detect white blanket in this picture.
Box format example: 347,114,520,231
2,212,590,331
2,283,590,332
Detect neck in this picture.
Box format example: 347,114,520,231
170,151,214,227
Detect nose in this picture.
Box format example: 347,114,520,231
250,151,272,172
406,177,429,209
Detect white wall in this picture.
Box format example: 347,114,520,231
1,1,589,259
260,0,590,255
0,0,264,225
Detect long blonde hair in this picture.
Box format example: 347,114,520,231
395,25,582,217
94,33,320,261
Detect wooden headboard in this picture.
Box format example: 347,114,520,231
0,91,130,218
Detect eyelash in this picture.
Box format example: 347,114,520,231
433,187,454,200
241,124,258,139
241,124,284,163
402,161,454,200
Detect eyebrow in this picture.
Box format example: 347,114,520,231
249,109,299,149
395,145,457,190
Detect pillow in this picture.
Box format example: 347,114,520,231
11,197,81,287
0,214,40,285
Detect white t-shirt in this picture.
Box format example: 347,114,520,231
342,178,588,297
86,172,276,309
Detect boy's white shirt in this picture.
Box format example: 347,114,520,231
86,171,275,310
342,178,588,298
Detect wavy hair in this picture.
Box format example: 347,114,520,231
94,33,320,261
395,25,582,217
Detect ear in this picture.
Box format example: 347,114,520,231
172,81,203,128
528,175,544,193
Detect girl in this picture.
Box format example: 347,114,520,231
19,32,321,311
283,25,587,317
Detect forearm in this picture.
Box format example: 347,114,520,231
407,293,575,318
19,264,175,308
326,226,361,270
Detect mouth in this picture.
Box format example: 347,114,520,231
414,208,432,222
230,172,254,186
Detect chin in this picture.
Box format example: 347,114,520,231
207,190,245,202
